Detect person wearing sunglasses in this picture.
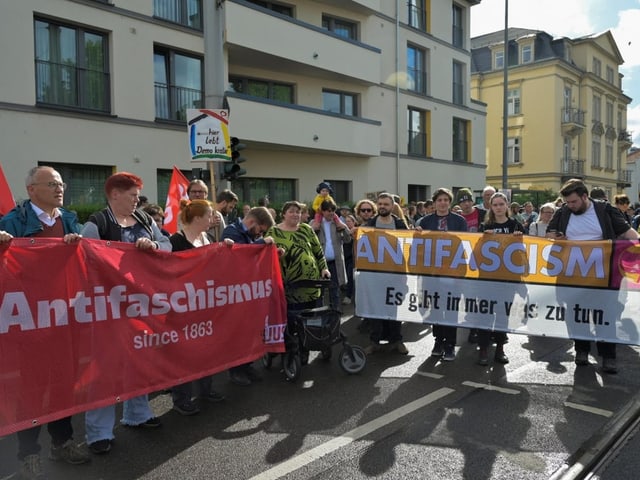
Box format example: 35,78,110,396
354,199,377,224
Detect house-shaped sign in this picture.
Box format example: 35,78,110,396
187,109,231,162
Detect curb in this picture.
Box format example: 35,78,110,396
549,394,640,479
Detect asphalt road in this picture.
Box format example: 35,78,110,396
2,306,640,480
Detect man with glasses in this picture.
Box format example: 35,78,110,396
221,206,277,386
0,166,89,480
187,179,224,242
362,193,409,355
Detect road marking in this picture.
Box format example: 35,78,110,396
462,381,521,395
564,401,613,417
249,387,455,480
416,371,444,379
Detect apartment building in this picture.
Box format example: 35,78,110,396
0,0,485,208
470,28,633,199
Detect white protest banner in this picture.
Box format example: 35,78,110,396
354,228,640,345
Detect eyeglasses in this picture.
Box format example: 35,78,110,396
31,181,66,190
359,208,373,213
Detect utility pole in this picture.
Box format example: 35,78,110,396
502,0,509,190
203,0,227,198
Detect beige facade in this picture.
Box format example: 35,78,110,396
471,29,632,199
0,0,485,207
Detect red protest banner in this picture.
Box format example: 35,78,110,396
163,166,190,234
0,238,286,436
0,163,15,216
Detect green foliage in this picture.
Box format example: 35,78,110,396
512,189,559,207
67,203,105,224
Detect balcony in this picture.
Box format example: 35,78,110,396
618,129,633,150
312,0,380,13
560,108,585,137
225,93,381,156
226,1,381,85
561,157,585,182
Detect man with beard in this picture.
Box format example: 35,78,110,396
547,178,638,374
363,192,409,355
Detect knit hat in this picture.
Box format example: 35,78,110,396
456,188,473,203
316,181,333,194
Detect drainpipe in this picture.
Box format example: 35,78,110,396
395,0,401,194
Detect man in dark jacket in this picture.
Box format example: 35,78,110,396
364,192,409,355
0,166,89,480
547,178,638,374
221,206,276,385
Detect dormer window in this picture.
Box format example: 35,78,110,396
521,44,532,63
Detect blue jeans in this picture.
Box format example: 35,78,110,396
85,395,153,444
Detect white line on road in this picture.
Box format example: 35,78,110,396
415,371,444,379
248,387,455,480
462,381,521,395
564,401,613,417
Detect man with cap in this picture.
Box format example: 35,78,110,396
456,188,486,233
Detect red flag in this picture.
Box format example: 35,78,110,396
163,166,190,234
0,163,15,216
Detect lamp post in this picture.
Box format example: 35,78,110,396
502,0,509,190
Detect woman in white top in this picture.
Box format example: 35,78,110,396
528,202,556,237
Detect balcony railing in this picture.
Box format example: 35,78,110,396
618,169,632,183
561,157,585,176
561,107,585,125
154,82,202,121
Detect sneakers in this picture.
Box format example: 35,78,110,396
431,340,444,357
390,341,409,355
49,439,90,464
478,347,489,366
364,343,381,355
442,344,456,362
200,390,226,403
575,351,589,366
494,345,509,364
88,439,112,455
19,454,45,480
229,370,251,386
602,357,618,374
342,297,352,305
173,401,200,416
128,417,161,428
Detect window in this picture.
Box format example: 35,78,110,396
230,76,294,104
34,19,110,112
606,65,614,84
232,178,296,206
153,0,202,29
408,184,428,202
408,0,426,31
592,95,601,123
591,138,601,168
246,0,293,17
407,44,427,94
452,62,464,105
605,139,614,169
322,90,357,116
43,162,113,207
592,57,601,77
408,107,427,156
154,47,202,121
452,4,464,48
323,180,350,204
452,118,469,162
521,44,532,63
507,137,521,164
606,102,614,127
494,50,504,69
322,15,357,40
507,88,521,115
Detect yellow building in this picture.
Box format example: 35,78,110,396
471,28,633,199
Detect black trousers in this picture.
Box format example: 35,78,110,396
574,340,616,358
17,416,73,459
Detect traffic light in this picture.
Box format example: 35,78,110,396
223,137,247,181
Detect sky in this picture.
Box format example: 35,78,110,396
470,0,640,147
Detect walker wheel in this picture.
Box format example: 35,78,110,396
339,345,367,374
